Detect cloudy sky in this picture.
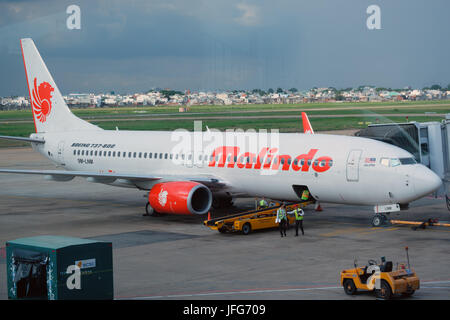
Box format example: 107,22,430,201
0,0,449,96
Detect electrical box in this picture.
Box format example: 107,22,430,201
6,235,113,300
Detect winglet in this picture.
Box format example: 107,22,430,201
301,112,314,134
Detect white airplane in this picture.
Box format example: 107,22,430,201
0,39,442,226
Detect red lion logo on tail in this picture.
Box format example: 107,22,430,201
31,78,54,123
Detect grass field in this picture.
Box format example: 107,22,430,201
0,100,449,147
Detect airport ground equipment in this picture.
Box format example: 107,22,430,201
204,201,313,235
6,235,113,300
390,218,450,230
340,248,420,300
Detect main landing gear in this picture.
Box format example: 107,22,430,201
143,202,159,217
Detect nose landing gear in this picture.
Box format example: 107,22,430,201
371,214,388,227
371,204,400,227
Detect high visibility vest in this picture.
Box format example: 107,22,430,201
259,200,267,207
294,208,304,221
301,190,309,201
277,208,286,220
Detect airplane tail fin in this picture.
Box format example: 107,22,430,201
301,112,314,134
20,38,101,133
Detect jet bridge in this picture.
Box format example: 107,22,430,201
356,114,450,199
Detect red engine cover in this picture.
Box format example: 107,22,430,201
148,181,212,215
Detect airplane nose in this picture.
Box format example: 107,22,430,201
413,166,442,197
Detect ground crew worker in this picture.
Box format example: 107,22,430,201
258,197,268,209
276,203,288,237
301,190,310,201
289,204,304,236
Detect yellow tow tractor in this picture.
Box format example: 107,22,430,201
340,247,420,299
204,200,313,235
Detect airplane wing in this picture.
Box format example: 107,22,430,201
0,135,45,143
0,169,227,188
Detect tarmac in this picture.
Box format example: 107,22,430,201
0,147,449,300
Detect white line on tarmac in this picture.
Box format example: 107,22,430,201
120,280,450,300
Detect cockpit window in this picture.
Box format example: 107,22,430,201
380,157,414,167
380,158,390,167
390,158,401,167
399,157,416,165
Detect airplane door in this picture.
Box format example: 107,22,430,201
346,149,362,182
57,141,65,166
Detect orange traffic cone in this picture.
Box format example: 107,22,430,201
207,212,211,220
315,203,323,212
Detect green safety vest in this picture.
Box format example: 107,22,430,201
301,190,309,201
259,200,267,207
277,208,286,220
294,208,304,221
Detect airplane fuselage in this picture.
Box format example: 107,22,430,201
31,130,440,206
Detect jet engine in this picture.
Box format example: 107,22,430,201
148,181,212,215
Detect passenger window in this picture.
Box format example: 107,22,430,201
144,153,147,158
128,152,132,158
107,151,111,157
77,150,80,155
159,153,163,159
170,154,173,160
133,152,136,158
73,150,76,155
81,150,84,156
117,152,120,157
139,152,142,158
149,153,152,159
182,154,185,160
112,151,115,157
188,154,192,160
165,153,168,159
94,151,98,156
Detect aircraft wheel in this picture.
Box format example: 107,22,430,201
343,279,357,295
371,214,384,227
144,202,157,216
242,223,252,235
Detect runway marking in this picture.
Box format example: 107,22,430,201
118,285,342,300
319,227,369,237
117,279,450,300
358,227,400,235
